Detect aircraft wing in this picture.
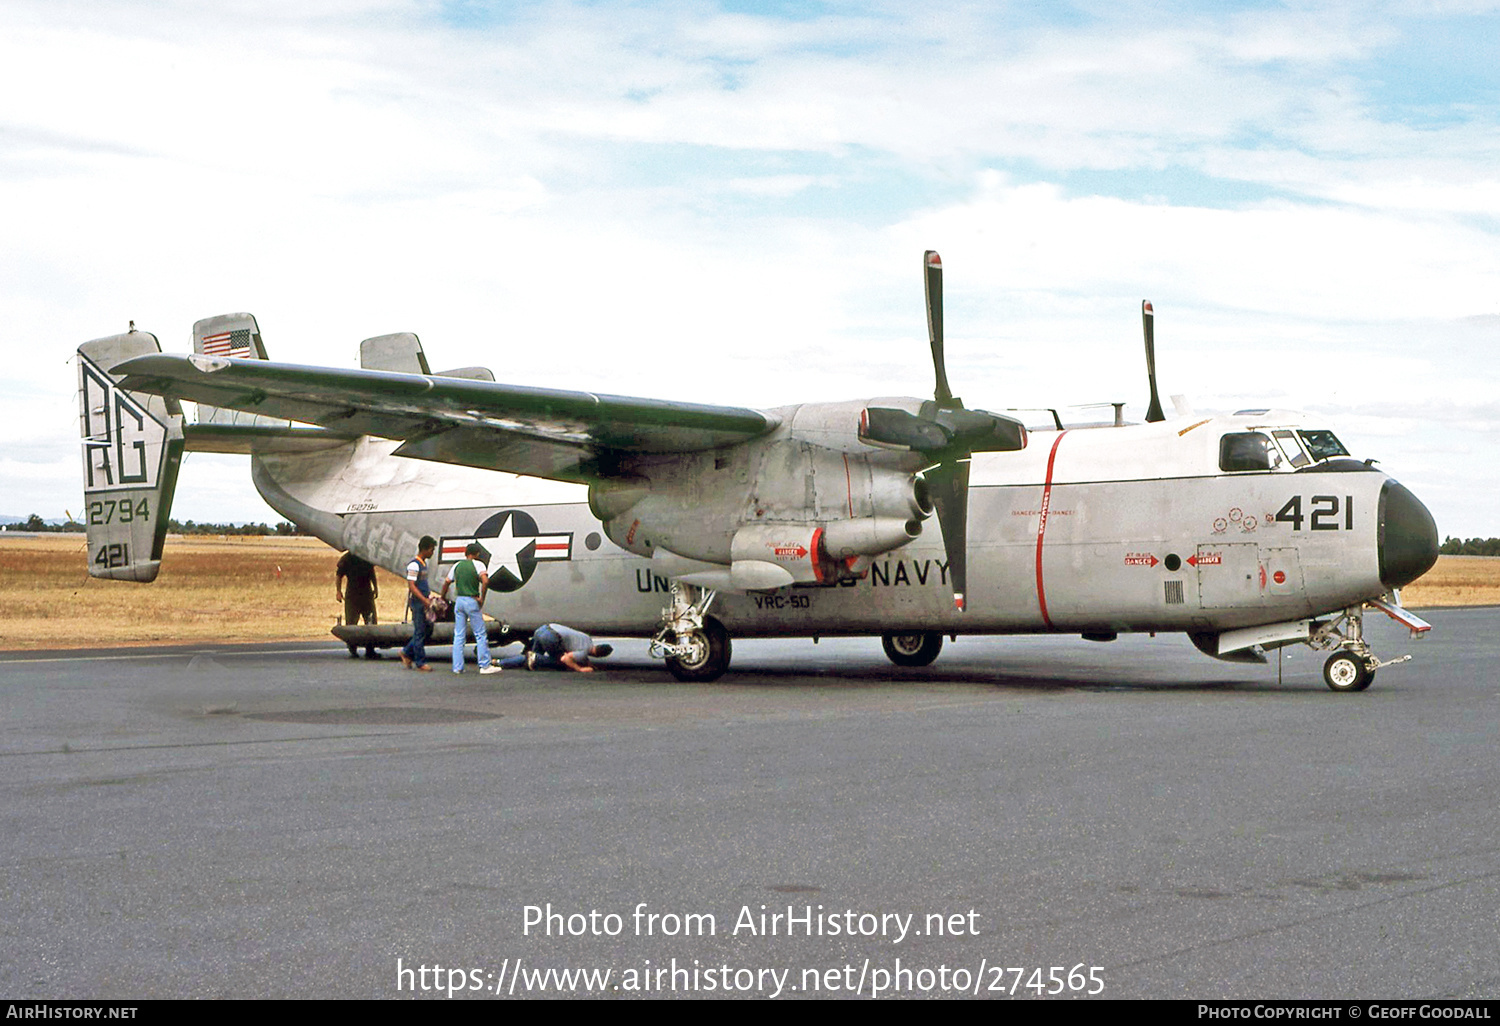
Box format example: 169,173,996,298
112,354,780,482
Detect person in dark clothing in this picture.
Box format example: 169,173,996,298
335,551,381,659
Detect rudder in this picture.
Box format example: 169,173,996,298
192,313,272,426
78,328,186,582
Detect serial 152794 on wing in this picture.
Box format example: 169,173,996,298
76,253,1438,690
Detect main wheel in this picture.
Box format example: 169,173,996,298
665,615,732,682
881,630,943,667
1323,651,1372,692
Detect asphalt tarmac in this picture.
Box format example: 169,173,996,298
1,608,1496,1000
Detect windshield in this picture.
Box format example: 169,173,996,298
1298,430,1350,462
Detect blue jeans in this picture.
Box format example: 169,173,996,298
452,596,490,672
402,599,431,666
499,651,566,669
500,625,564,669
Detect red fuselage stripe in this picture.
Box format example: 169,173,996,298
843,454,854,518
1035,431,1068,630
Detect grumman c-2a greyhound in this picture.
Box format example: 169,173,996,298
76,252,1439,690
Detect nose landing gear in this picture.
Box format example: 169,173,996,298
1309,602,1417,692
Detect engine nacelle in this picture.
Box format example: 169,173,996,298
590,405,945,569
821,516,922,560
589,476,650,522
870,467,933,524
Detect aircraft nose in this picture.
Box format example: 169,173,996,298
1379,478,1439,589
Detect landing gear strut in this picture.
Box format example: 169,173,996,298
649,581,732,682
1307,604,1409,692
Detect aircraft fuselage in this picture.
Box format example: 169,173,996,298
251,409,1432,641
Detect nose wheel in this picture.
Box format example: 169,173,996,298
1322,651,1374,692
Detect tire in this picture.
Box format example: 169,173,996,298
881,630,943,668
666,615,732,682
1323,651,1372,692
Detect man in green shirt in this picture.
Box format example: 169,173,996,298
441,542,501,675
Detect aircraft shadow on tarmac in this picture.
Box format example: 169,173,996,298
538,654,1314,693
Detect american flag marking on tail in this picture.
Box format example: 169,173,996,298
200,329,254,357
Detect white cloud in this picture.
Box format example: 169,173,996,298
1,0,1497,536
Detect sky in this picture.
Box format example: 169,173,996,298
2,0,1497,536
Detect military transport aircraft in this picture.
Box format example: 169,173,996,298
76,253,1438,690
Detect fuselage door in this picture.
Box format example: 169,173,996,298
1196,543,1260,608
1262,547,1305,598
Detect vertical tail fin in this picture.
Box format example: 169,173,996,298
360,332,431,374
78,328,186,582
191,313,273,426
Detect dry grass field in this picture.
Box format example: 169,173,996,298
0,534,407,651
1398,556,1500,610
0,534,1492,651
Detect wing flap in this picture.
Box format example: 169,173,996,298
182,422,359,455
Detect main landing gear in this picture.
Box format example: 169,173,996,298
649,581,732,682
881,630,943,667
1308,603,1411,693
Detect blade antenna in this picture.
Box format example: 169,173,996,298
1142,300,1165,423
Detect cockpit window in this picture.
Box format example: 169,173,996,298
1272,430,1311,468
1220,432,1281,472
1298,430,1349,462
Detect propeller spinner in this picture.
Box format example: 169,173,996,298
858,251,1028,611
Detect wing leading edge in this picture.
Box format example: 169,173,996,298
112,354,780,482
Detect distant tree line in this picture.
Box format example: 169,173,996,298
0,515,307,536
1439,536,1500,556
168,519,308,536
0,514,84,533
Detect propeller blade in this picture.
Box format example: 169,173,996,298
1142,300,1165,423
924,458,970,612
924,250,954,407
